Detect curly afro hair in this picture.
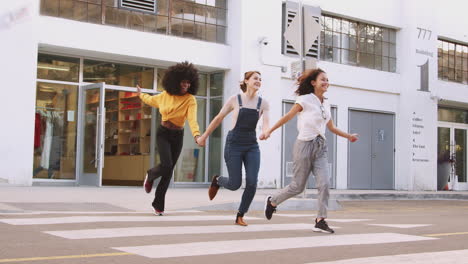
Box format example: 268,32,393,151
162,61,199,95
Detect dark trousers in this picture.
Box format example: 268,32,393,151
218,131,260,214
147,125,184,212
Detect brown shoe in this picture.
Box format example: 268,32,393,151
208,175,220,200
235,215,248,226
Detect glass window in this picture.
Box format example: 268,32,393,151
215,0,226,8
455,129,466,183
320,14,397,72
438,39,468,84
438,107,468,124
208,97,223,178
87,3,102,24
37,54,80,82
40,0,227,43
183,1,195,21
171,18,183,36
33,82,78,180
216,25,226,43
206,24,216,42
156,15,169,34
195,5,206,23
217,8,226,26
437,127,450,163
157,68,166,92
205,6,217,24
143,13,157,32
198,74,208,96
194,22,206,39
375,55,382,71
209,72,223,96
173,98,206,182
156,0,168,16
83,60,154,88
172,0,184,19
41,0,59,16
182,19,195,38
59,0,74,19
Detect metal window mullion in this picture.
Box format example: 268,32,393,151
205,74,211,183
79,57,84,84
149,67,158,170
36,79,79,86
167,0,172,34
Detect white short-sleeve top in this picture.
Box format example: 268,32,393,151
295,93,331,141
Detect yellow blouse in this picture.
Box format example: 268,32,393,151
140,91,200,137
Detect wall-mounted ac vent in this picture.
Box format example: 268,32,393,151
119,0,156,14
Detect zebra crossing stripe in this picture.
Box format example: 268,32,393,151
307,249,468,264
0,215,261,225
326,219,374,223
273,215,374,223
0,210,202,215
44,223,325,239
113,233,436,259
368,224,432,229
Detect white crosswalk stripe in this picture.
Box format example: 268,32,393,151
274,215,374,223
307,249,468,264
113,233,436,259
0,210,202,215
327,218,374,223
0,215,261,225
367,224,432,228
44,223,327,239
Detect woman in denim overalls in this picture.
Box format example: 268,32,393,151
197,71,270,226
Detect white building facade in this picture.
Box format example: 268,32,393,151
0,0,467,190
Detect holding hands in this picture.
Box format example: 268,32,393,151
196,135,207,147
259,130,271,140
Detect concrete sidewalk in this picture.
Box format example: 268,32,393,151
0,186,467,213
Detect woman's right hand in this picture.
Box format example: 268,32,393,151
136,84,142,96
196,135,207,147
259,130,271,140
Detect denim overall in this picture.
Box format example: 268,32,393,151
217,94,262,214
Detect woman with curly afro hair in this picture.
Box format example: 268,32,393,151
136,61,201,216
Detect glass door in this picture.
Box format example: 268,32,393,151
78,83,105,186
438,123,468,190
454,128,467,188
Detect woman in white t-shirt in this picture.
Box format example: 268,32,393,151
260,68,358,234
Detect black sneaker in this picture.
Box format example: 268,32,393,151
264,195,276,220
314,218,334,233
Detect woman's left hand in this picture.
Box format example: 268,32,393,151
136,85,142,96
348,133,359,142
259,131,271,140
196,136,206,147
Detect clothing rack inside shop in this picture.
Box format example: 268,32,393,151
36,106,62,111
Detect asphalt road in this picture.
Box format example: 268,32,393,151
1,200,468,264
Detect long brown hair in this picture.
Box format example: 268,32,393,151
295,68,325,95
240,71,261,92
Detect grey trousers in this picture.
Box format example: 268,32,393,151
271,136,330,218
